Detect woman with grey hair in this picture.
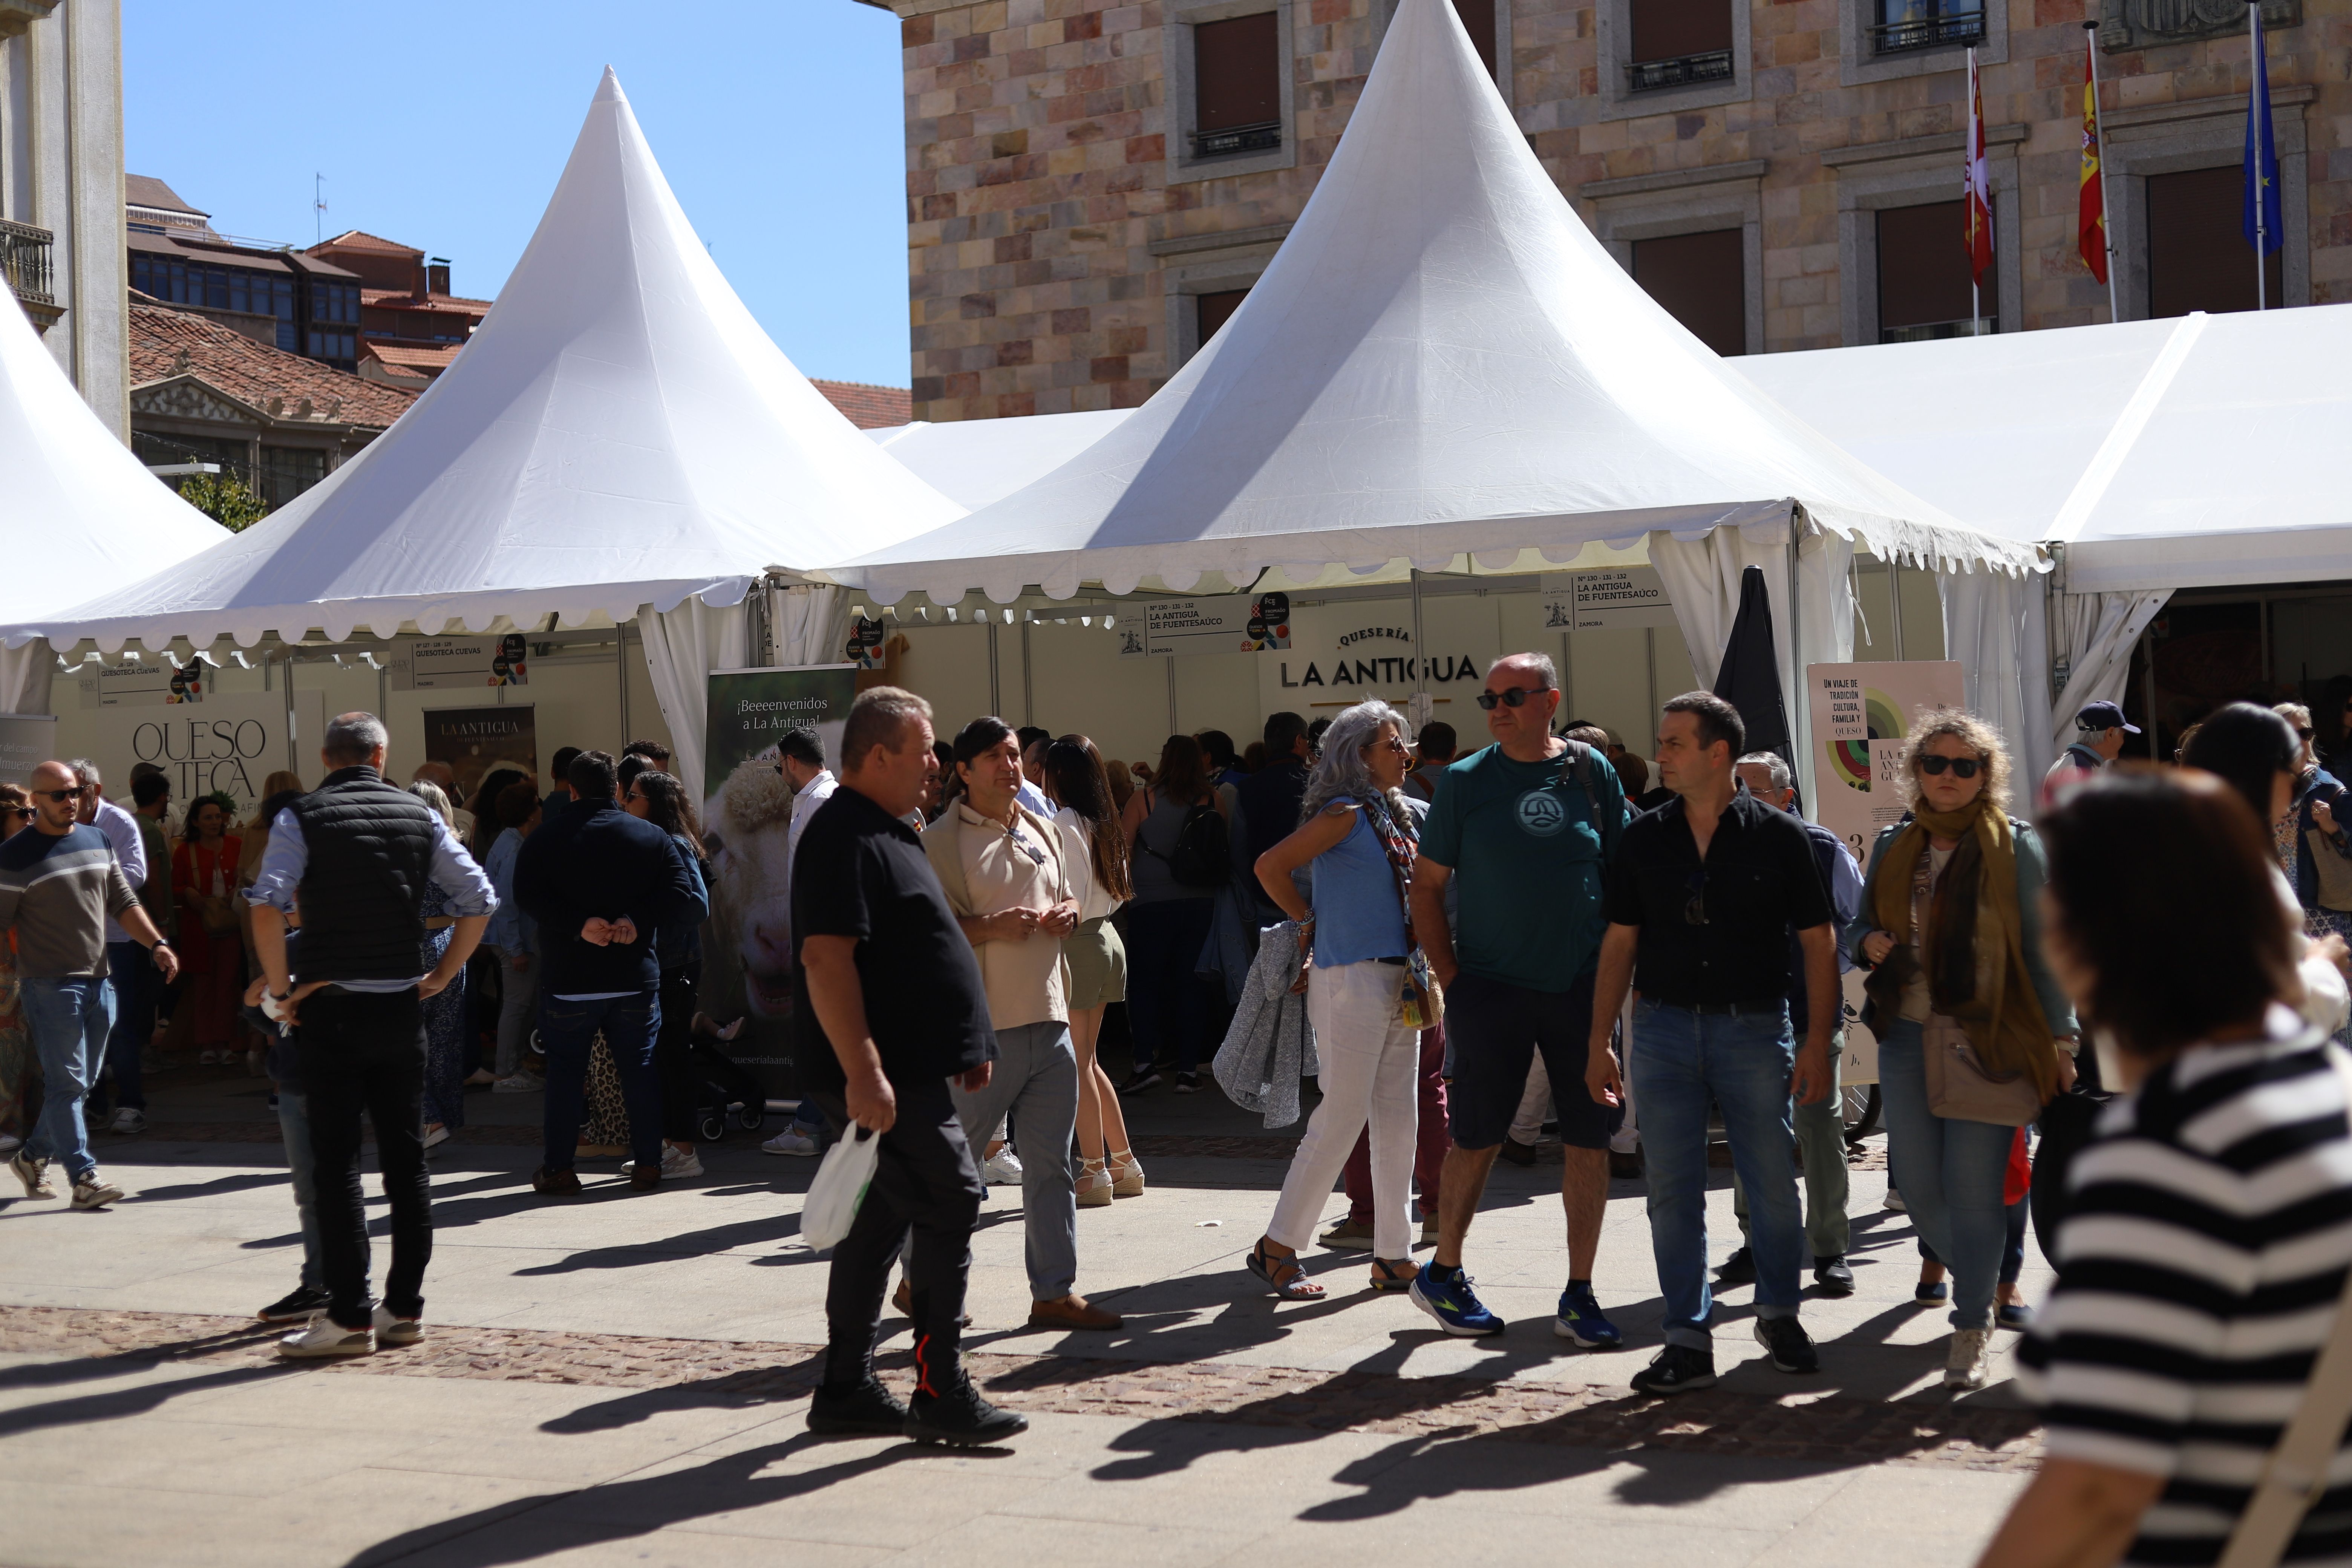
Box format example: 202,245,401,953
1244,700,1428,1298
408,781,471,1150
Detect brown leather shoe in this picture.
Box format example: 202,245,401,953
891,1278,974,1326
1027,1293,1122,1332
531,1166,582,1196
629,1162,660,1192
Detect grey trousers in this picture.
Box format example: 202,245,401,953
1732,1031,1850,1259
488,946,537,1078
950,1020,1079,1301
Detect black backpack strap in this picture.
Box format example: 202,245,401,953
1559,739,1623,854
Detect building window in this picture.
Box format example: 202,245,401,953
1193,12,1281,157
1876,201,1994,342
1196,289,1250,346
1453,0,1499,78
1868,0,1982,54
1628,0,1733,92
132,254,300,351
1632,230,1745,356
2146,166,2282,319
259,446,328,509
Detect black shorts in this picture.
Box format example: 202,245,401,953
1444,968,1615,1151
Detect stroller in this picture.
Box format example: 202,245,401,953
687,1015,769,1143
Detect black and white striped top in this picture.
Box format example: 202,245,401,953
2020,1012,2352,1566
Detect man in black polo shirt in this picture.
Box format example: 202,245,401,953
792,686,1023,1448
1586,692,1837,1395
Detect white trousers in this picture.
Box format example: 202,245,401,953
1267,960,1421,1259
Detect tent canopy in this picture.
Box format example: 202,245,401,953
12,68,962,654
868,410,1134,511
832,0,2036,609
0,288,227,628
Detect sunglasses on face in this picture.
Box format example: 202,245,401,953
2297,727,2317,741
34,787,85,803
1369,737,1409,755
1475,686,1553,710
1917,754,1983,779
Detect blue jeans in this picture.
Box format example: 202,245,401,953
1877,1019,2014,1331
89,942,153,1116
1631,998,1804,1351
20,977,114,1184
539,992,662,1171
274,1089,325,1292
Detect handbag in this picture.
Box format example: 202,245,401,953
1367,796,1442,1029
1920,1012,2041,1126
801,1123,881,1251
2219,1044,2352,1568
2307,788,2352,913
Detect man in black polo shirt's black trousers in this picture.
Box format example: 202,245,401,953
1585,692,1838,1396
792,687,1024,1447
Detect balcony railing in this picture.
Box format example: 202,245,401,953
1626,49,1735,93
1,218,55,306
1868,11,1984,53
1880,317,1995,344
1190,121,1281,158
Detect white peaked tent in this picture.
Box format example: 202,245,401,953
12,69,964,786
834,0,2039,739
0,294,228,712
868,409,1136,510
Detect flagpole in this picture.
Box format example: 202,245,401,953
1968,48,1981,335
2250,3,2268,309
2085,21,2119,323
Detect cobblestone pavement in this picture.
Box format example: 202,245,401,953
0,1304,2039,1472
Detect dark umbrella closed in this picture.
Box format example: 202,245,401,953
1712,565,1793,787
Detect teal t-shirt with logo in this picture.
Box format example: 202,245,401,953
1418,742,1619,993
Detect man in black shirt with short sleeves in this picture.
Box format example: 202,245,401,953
1586,692,1838,1396
792,686,1025,1448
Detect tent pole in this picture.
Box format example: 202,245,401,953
987,619,1001,717
2139,626,2158,759
1644,627,1658,723
616,622,631,741
282,651,296,775
1020,614,1034,728
1164,655,1178,735
1409,567,1429,720
1786,528,1809,806
1888,557,1906,659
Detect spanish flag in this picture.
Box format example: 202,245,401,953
2079,48,2108,283
1964,51,1994,287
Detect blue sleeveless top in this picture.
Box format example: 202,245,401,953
1310,808,1410,968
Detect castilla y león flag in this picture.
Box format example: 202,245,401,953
2078,49,2108,283
1964,50,1994,286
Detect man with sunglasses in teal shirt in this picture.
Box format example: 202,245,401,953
1407,652,1626,1344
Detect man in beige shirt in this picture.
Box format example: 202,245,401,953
925,717,1121,1332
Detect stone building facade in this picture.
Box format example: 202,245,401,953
862,0,2350,422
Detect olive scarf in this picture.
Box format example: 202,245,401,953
1866,794,2058,1100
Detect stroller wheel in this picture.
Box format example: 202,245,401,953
698,1113,726,1142
735,1105,765,1131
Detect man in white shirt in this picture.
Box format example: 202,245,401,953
763,726,842,1159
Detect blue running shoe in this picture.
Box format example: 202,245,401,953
1553,1282,1622,1349
1410,1263,1505,1337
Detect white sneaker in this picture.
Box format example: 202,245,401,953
198,1050,220,1066
492,1073,544,1094
108,1108,146,1135
11,1153,54,1199
762,1128,821,1157
983,1148,1024,1185
279,1318,373,1358
422,1125,451,1150
371,1303,422,1347
1944,1327,1992,1390
662,1145,704,1179
70,1175,125,1210
1882,1189,1908,1213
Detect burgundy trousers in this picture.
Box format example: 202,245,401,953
1343,1021,1448,1222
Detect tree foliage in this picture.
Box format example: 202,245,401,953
175,472,270,532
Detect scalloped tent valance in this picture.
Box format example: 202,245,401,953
8,67,962,657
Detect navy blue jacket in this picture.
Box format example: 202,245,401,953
514,796,707,996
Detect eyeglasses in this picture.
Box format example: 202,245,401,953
1474,686,1554,710
1371,737,1409,755
1917,755,1983,779
1003,824,1046,867
34,787,85,803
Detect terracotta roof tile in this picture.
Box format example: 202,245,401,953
811,379,913,430
130,303,417,430
362,340,461,369
360,288,493,313
313,230,422,257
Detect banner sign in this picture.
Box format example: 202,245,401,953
391,634,528,691
0,714,57,787
1805,659,1966,1083
1538,567,1677,631
83,691,325,820
1257,597,1498,717
1117,591,1290,657
75,658,210,707
700,664,861,1100
421,706,536,808
844,617,888,670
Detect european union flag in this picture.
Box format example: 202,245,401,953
2245,6,2282,253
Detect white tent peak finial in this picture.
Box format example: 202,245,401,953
596,66,626,105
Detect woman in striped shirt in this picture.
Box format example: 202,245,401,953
1979,767,2348,1568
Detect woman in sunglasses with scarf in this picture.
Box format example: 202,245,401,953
1848,710,2076,1392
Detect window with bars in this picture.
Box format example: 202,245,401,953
259,446,328,509
1192,12,1282,157
1868,0,1983,54
1627,0,1733,91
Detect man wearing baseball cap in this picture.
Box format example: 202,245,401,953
2043,700,2141,802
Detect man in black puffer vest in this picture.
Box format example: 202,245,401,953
246,712,495,1358
514,748,706,1196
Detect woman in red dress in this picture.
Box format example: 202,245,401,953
173,796,244,1065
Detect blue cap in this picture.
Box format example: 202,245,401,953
2075,700,2142,735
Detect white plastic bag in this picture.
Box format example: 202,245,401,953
802,1124,880,1250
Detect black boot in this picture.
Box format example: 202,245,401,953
807,1373,911,1437
904,1351,1027,1447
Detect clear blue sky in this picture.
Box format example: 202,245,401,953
123,1,914,387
